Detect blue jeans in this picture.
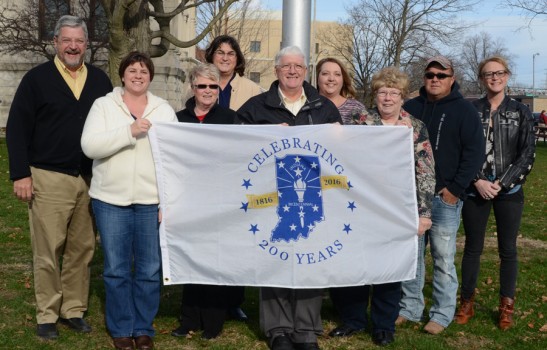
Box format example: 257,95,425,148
398,234,426,323
399,195,462,328
92,199,161,338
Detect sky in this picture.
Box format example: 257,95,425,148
258,0,547,89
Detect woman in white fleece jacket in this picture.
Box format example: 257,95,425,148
81,51,176,350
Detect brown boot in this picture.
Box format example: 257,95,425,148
499,296,515,330
455,294,475,325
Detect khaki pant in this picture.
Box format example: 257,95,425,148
29,167,96,324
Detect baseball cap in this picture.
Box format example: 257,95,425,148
425,56,453,70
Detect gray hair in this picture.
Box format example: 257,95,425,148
275,45,306,67
189,63,220,85
54,15,88,41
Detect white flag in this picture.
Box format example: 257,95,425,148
149,122,418,288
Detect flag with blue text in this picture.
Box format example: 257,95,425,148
149,123,418,287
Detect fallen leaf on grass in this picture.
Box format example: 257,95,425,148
539,324,547,332
528,323,534,329
521,310,533,319
486,277,493,285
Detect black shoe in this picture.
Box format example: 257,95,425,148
59,317,92,333
228,307,248,321
270,334,295,350
171,325,194,337
293,342,320,350
328,324,362,337
372,331,395,346
201,330,221,340
37,323,59,340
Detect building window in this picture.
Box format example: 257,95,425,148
38,0,107,41
87,0,108,41
249,72,261,84
39,0,70,40
250,41,261,53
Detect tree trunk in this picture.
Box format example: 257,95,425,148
106,0,150,86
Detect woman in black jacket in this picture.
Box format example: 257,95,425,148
455,56,535,330
171,63,237,340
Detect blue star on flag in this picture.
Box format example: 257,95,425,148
343,224,352,234
242,179,252,189
347,201,356,212
249,224,259,234
240,202,249,212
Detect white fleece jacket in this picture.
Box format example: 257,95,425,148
81,87,177,206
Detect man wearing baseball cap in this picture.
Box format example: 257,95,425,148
396,56,484,334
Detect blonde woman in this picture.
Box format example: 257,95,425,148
456,56,535,330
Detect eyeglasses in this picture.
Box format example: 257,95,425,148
57,38,86,46
376,90,402,98
193,84,219,90
424,72,453,80
277,64,306,72
482,70,507,79
215,50,236,58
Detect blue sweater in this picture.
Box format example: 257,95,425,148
403,82,485,198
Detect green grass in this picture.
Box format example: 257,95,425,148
0,139,545,349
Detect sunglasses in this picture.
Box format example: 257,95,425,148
193,84,219,90
424,72,453,80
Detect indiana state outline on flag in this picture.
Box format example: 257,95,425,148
149,122,419,288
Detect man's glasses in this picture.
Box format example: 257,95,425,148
424,72,453,80
277,64,306,72
482,70,507,79
193,84,219,90
215,50,236,58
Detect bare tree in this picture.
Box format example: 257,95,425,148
0,0,108,64
0,0,239,84
103,0,239,84
504,0,547,26
317,17,385,105
318,0,479,106
457,32,514,95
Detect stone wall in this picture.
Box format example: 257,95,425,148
0,58,46,128
0,49,195,128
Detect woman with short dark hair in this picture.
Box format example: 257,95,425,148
82,51,177,350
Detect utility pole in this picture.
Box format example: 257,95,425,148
532,52,540,94
281,0,312,80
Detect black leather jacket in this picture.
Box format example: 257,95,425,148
471,96,535,192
